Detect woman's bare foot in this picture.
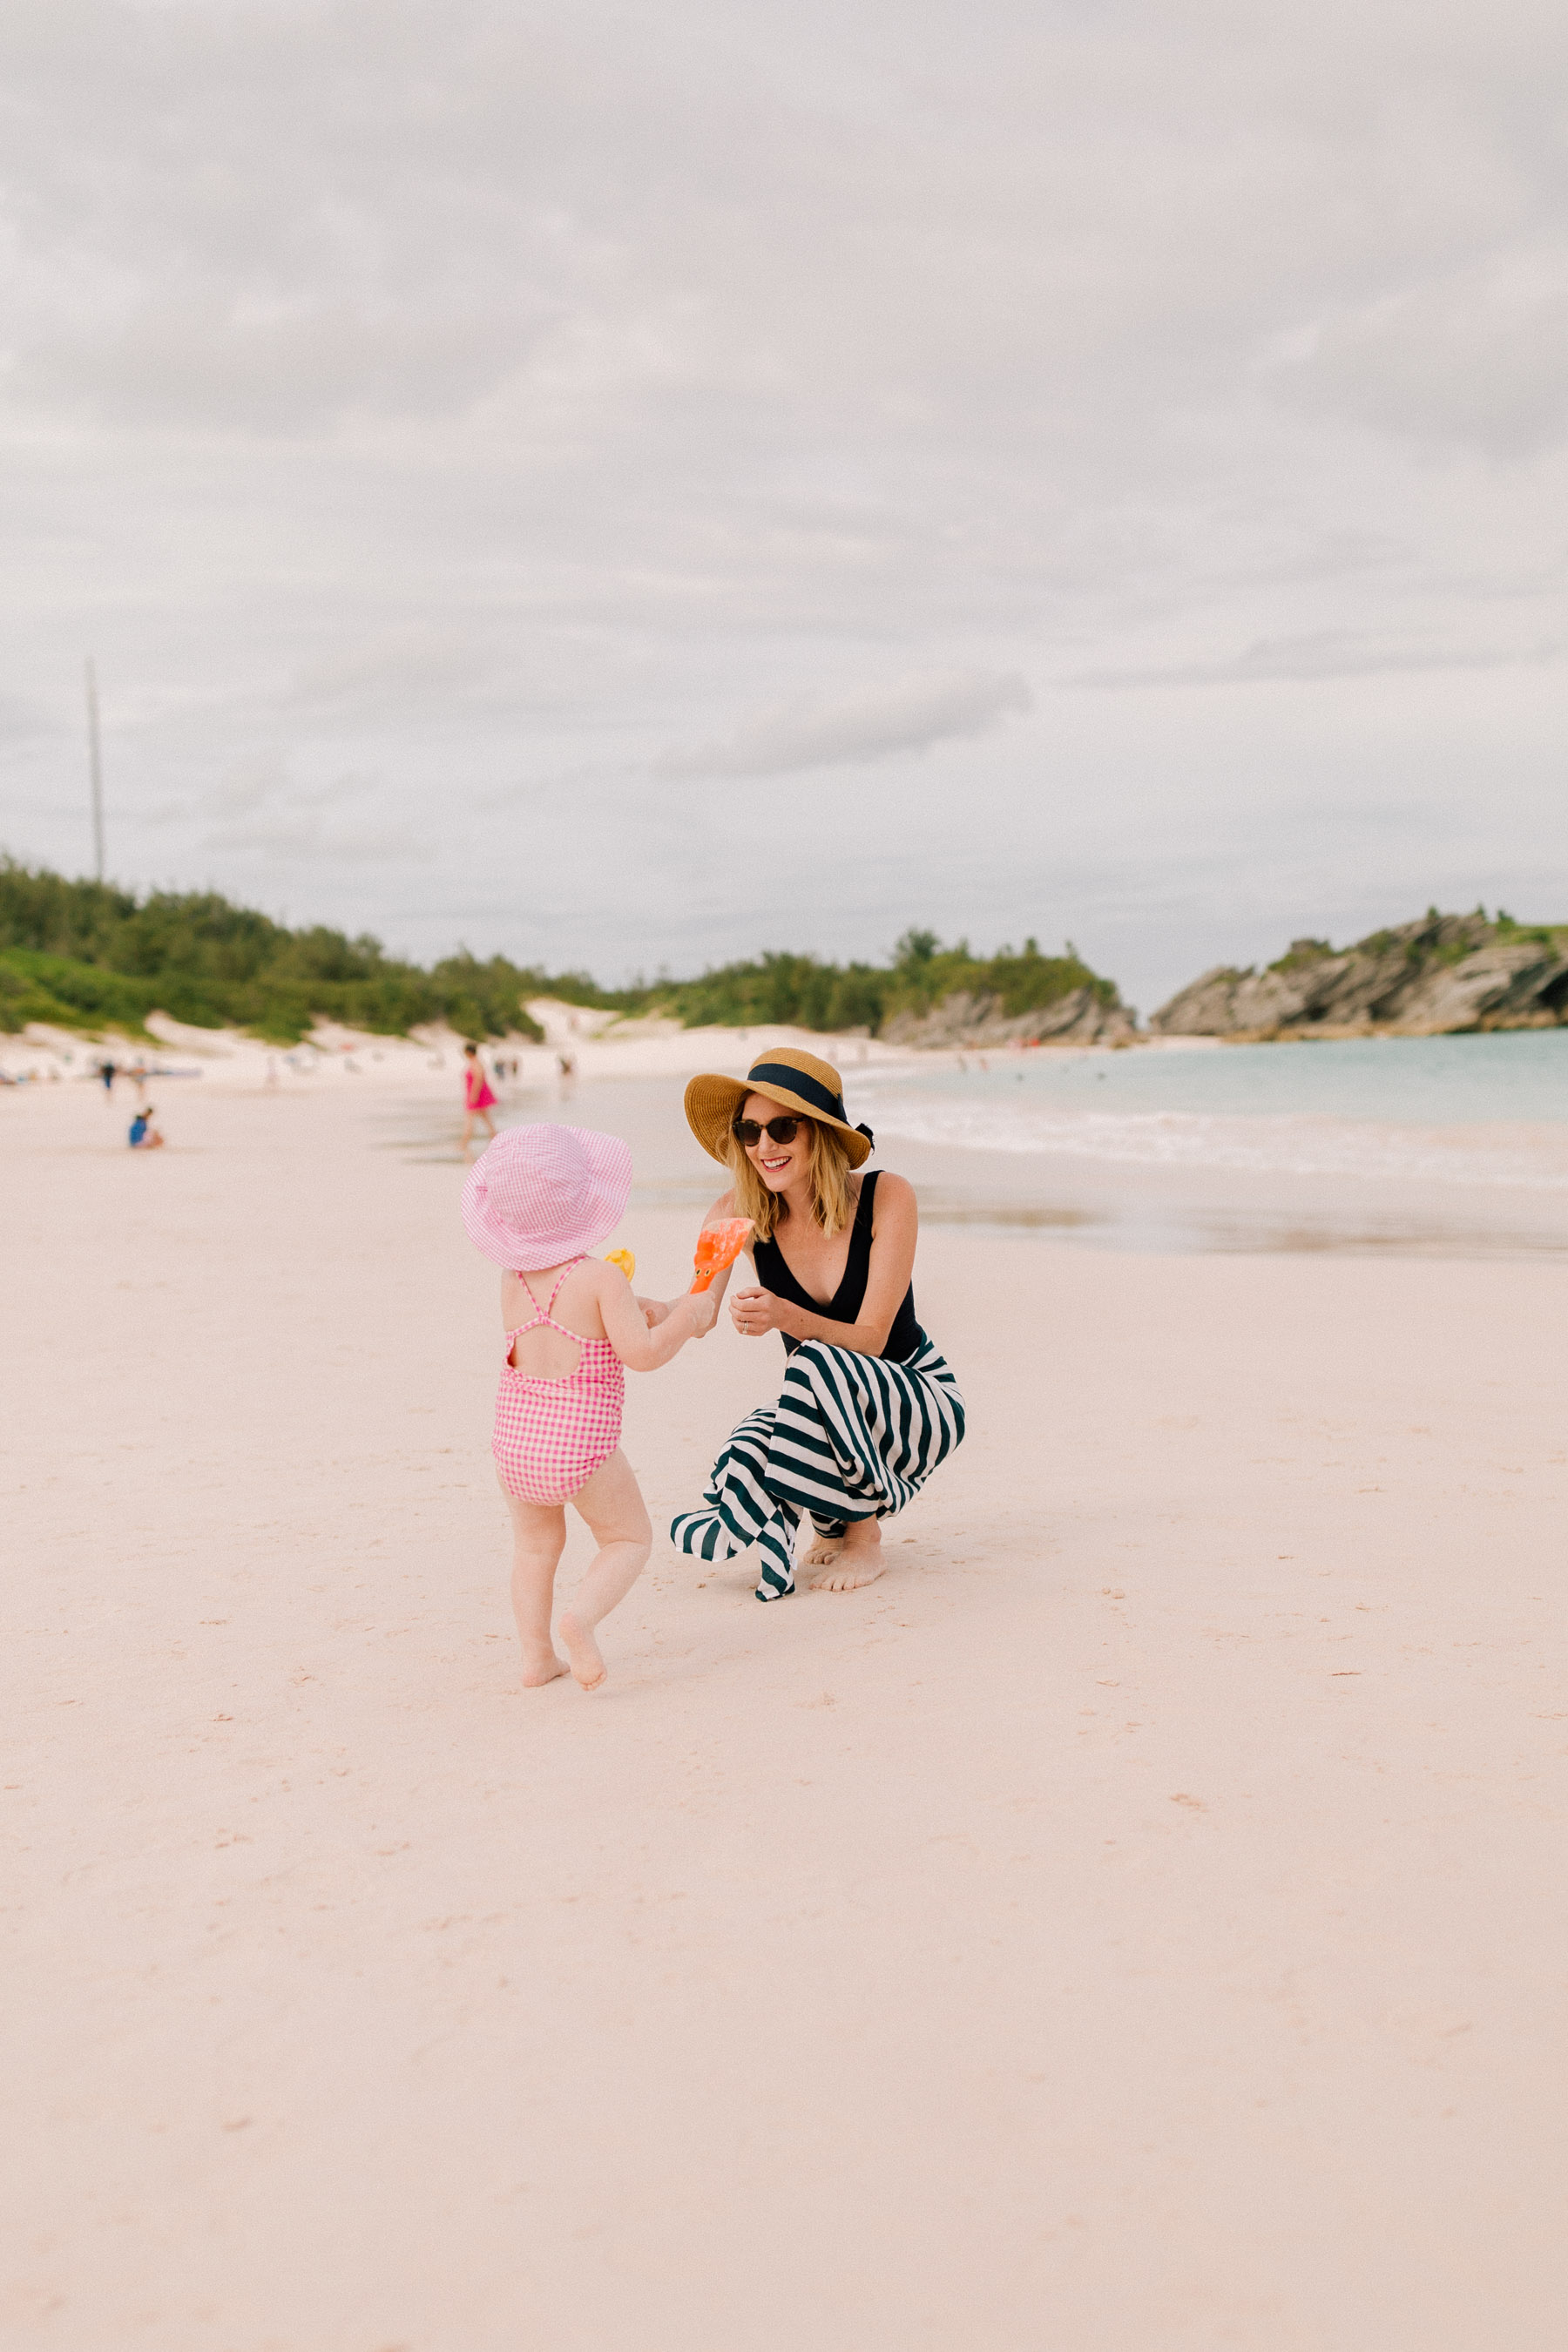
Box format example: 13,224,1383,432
808,1519,884,1592
520,1646,569,1687
558,1610,608,1691
800,1535,842,1568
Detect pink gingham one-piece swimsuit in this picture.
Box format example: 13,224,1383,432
492,1256,625,1504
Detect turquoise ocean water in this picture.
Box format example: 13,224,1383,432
851,1031,1568,1192
861,1029,1568,1134
385,1030,1568,1259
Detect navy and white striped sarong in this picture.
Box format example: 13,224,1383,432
670,1333,966,1600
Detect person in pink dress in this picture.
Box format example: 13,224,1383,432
460,1041,499,1152
461,1124,718,1691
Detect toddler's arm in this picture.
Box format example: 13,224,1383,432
634,1192,751,1329
598,1262,717,1370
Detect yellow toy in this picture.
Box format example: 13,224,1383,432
604,1247,636,1281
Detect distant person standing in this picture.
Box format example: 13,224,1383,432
128,1105,165,1149
462,1042,499,1152
98,1058,118,1092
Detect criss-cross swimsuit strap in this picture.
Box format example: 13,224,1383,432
516,1254,590,1335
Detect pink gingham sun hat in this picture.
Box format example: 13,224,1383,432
461,1124,632,1271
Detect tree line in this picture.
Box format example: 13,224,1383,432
0,860,1118,1044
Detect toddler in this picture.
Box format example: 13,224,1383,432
462,1124,715,1691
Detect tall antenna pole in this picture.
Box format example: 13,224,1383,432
85,657,105,882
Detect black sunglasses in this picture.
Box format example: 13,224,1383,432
733,1115,805,1146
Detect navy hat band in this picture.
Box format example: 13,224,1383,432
747,1059,847,1121
743,1060,873,1151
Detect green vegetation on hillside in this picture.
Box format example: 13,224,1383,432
1153,905,1568,1037
1493,912,1568,946
648,929,1114,1033
0,860,1119,1044
0,860,551,1043
1266,909,1568,978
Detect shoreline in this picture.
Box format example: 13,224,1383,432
13,1024,1568,1264
11,996,1567,1097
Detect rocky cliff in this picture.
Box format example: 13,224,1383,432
880,983,1138,1049
1151,913,1568,1039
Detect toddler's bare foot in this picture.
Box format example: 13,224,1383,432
520,1646,569,1687
808,1521,884,1592
558,1610,608,1691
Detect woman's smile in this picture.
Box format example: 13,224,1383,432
740,1093,810,1190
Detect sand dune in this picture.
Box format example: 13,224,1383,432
0,1003,899,1094
3,1073,1565,2349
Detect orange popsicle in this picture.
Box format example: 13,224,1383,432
689,1217,754,1291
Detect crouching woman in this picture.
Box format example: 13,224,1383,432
668,1048,965,1601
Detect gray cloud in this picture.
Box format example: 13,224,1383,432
133,754,429,867
20,299,557,435
0,690,57,744
287,629,492,711
1066,633,1563,691
656,671,1032,780
204,816,429,864
1,0,1565,1012
1268,260,1568,460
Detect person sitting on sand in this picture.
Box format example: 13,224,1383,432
665,1048,965,1601
128,1106,165,1149
461,1042,499,1152
461,1124,719,1691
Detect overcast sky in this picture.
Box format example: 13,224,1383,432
3,0,1565,1015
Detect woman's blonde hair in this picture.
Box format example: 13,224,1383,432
725,1116,855,1241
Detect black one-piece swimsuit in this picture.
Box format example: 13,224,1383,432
750,1170,924,1363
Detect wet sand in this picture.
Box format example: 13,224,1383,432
3,1074,1565,2349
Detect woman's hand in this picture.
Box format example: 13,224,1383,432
729,1284,788,1340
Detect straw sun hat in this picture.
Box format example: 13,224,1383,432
684,1048,875,1170
461,1123,632,1270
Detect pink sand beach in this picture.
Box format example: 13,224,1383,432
3,1054,1565,2349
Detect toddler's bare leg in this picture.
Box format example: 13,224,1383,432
500,1481,570,1686
558,1450,652,1691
